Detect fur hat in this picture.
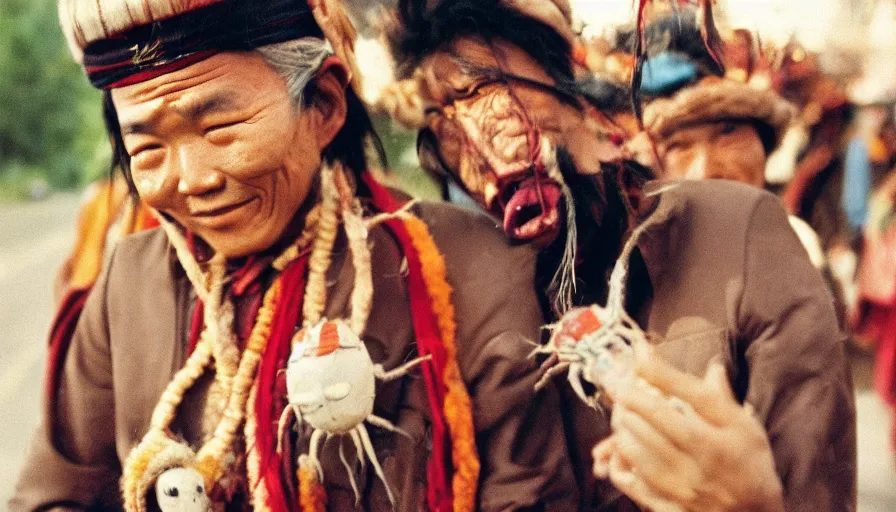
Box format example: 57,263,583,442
506,0,576,45
643,76,795,152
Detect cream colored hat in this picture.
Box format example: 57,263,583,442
59,0,361,90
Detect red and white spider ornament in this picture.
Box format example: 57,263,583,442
280,319,430,505
533,222,654,408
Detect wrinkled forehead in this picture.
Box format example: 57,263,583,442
110,52,287,124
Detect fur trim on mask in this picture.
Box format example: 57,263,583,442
643,77,795,151
506,0,576,44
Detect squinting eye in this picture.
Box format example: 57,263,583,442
323,382,351,401
720,123,739,136
204,120,244,133
129,144,163,158
454,79,498,100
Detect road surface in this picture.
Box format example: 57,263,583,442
0,193,893,509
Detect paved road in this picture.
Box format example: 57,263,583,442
0,193,893,509
0,193,79,505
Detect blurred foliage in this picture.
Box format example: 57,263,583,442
0,0,427,202
0,0,109,200
370,113,440,200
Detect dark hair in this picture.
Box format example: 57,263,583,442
389,0,574,86
575,76,632,113
751,119,777,156
616,11,724,82
102,72,385,199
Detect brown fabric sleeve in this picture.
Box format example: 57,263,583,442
424,203,578,511
738,194,857,511
9,247,122,511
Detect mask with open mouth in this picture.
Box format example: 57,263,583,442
417,77,581,312
446,85,569,246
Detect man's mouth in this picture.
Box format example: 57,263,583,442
502,177,563,241
190,197,257,228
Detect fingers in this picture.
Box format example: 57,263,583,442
614,379,712,452
634,347,739,426
592,436,616,478
612,407,703,504
703,360,736,402
607,453,688,512
612,405,683,467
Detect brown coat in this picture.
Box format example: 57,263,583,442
569,180,856,511
10,202,578,511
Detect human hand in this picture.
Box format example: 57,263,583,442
592,348,784,512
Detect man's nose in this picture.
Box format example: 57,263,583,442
683,147,709,180
175,143,225,196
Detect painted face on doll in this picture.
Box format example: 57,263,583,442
417,37,620,247
286,321,376,434
654,120,767,188
155,467,211,512
112,52,346,258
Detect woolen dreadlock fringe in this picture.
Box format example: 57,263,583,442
126,199,318,511
333,165,374,334
303,167,341,326
400,214,479,512
543,138,578,317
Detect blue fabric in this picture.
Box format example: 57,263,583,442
640,52,699,95
842,137,872,230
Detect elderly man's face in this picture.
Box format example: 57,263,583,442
655,120,767,188
113,52,327,258
417,37,620,247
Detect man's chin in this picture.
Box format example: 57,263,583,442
198,231,276,260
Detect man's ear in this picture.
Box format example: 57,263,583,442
309,57,350,152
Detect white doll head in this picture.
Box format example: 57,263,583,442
155,467,211,512
286,320,376,434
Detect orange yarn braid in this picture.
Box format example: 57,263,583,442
401,216,479,512
298,458,327,512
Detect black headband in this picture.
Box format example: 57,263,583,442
82,0,324,89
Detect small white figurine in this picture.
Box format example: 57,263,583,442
155,467,211,512
282,319,430,505
533,302,641,408
533,221,653,408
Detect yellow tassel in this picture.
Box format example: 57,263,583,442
298,456,327,512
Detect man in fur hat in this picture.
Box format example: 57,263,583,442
387,1,855,510
627,13,833,273
10,0,579,510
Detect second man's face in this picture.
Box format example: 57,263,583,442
654,120,767,188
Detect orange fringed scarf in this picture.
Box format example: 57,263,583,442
401,215,479,512
363,174,480,512
297,459,327,512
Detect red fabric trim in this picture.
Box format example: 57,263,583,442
255,256,309,511
362,173,454,512
187,300,205,355
101,51,216,90
45,287,91,404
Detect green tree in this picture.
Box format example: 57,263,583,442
0,0,107,195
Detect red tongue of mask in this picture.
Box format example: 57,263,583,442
496,133,565,240
502,177,563,239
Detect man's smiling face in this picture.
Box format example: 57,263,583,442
112,52,325,258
